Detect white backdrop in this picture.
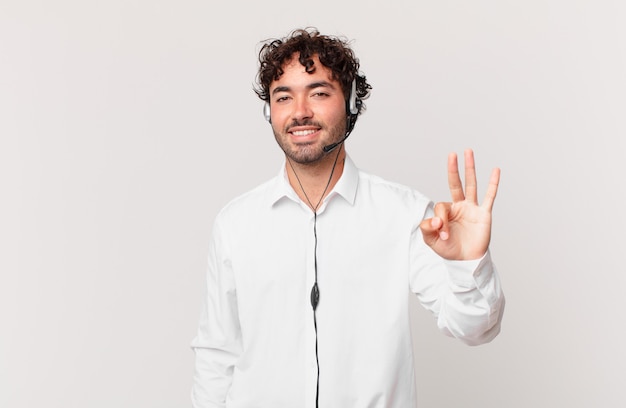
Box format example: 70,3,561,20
2,1,625,407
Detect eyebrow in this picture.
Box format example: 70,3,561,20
271,81,337,95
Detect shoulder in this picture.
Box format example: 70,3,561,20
346,166,434,228
358,169,431,208
215,176,277,223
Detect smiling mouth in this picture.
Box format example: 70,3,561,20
290,129,318,137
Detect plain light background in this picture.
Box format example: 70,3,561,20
1,0,625,407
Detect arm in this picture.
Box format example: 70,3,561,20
411,149,505,345
410,225,505,345
191,218,242,407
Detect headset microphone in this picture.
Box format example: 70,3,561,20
322,134,349,153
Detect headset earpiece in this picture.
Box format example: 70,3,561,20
263,102,271,123
348,79,359,115
345,79,361,135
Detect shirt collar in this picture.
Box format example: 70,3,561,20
268,154,359,208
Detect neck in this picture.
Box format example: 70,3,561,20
286,148,346,211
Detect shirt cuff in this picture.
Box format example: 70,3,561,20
443,250,494,289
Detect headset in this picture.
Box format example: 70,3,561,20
263,79,361,138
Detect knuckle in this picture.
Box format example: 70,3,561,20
434,202,449,212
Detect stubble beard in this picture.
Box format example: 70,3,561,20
273,119,346,165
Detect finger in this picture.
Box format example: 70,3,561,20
420,216,448,245
464,149,478,204
448,152,464,202
419,217,439,246
481,167,501,211
420,216,439,234
432,202,451,240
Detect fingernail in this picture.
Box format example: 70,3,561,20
440,231,449,240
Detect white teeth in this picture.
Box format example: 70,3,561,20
291,129,316,136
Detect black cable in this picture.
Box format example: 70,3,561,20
313,212,320,408
287,146,343,408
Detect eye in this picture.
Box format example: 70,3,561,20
275,95,291,103
312,92,329,98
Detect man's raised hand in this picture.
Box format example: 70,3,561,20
419,149,500,260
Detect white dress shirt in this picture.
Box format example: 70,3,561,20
191,156,504,408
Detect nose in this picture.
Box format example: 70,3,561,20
292,96,313,121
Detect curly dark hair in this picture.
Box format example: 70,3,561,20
254,28,372,118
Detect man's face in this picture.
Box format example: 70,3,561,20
268,54,347,164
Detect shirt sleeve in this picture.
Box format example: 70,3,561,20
409,202,505,346
191,216,242,407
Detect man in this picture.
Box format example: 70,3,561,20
191,28,504,408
